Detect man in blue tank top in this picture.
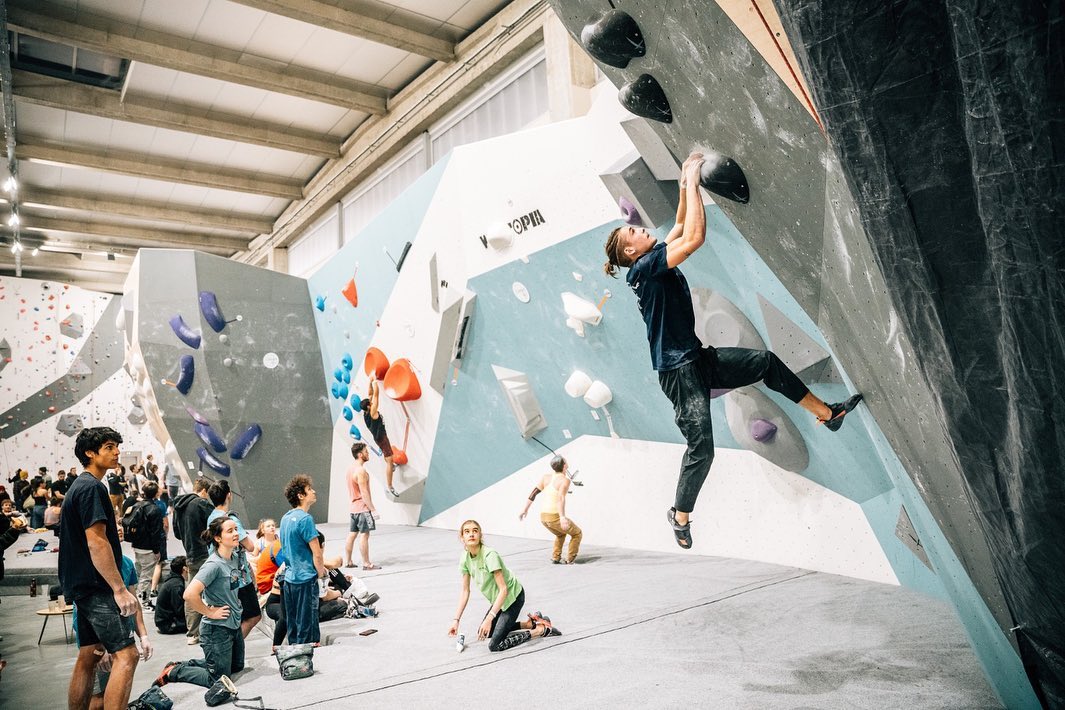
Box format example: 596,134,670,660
603,153,863,549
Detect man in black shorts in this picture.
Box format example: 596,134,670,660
361,375,398,498
603,152,862,550
60,426,141,709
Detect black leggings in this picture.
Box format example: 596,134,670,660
483,589,531,652
658,347,809,513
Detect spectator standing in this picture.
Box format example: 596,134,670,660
172,478,214,645
279,475,325,645
59,427,140,710
124,482,165,609
206,480,261,638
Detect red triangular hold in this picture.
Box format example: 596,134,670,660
342,278,358,307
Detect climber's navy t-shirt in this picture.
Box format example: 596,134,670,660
626,242,702,371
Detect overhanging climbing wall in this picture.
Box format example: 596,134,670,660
547,1,1057,707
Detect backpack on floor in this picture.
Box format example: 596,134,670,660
275,643,315,680
128,686,173,710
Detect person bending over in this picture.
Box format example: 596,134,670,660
603,152,863,550
447,520,561,653
153,517,246,690
519,455,582,564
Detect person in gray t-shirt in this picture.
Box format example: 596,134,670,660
153,517,246,689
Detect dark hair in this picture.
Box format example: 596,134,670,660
141,481,159,500
284,474,313,508
208,481,230,507
200,515,235,545
351,442,367,458
193,478,211,493
49,496,61,507
359,398,370,413
603,225,631,277
171,556,188,575
57,470,66,477
550,455,566,473
74,427,124,466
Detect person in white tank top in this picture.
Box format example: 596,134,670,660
519,456,583,564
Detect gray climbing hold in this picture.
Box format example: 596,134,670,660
59,313,85,339
56,413,85,437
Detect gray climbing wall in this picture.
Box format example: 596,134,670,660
547,2,1046,707
132,250,333,526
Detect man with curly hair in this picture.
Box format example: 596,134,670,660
279,475,326,644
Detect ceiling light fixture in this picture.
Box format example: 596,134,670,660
2,176,15,193
31,246,39,256
7,211,19,226
10,240,23,254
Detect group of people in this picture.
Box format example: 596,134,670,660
44,152,867,708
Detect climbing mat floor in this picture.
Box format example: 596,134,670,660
0,524,1001,708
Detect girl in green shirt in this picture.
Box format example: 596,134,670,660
447,519,562,652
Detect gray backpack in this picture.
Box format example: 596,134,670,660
275,643,315,681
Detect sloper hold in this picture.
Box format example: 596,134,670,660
699,151,750,204
580,9,646,68
618,74,673,123
199,291,226,333
128,406,147,426
724,387,809,472
757,295,831,376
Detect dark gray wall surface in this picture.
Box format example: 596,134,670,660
135,250,333,527
774,1,1065,704
548,0,1026,696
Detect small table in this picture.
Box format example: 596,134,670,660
36,604,74,645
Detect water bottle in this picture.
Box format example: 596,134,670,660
30,577,38,597
456,633,465,653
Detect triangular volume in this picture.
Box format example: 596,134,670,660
895,506,933,571
757,294,830,374
68,357,93,377
492,365,547,439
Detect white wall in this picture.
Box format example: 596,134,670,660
0,275,160,475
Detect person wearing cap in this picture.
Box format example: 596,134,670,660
519,455,582,564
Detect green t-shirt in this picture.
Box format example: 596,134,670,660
459,545,522,611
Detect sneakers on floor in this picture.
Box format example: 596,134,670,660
153,661,180,687
186,636,199,646
527,610,552,631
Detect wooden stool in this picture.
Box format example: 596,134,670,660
36,604,74,645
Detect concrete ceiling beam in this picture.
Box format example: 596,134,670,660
229,0,455,62
13,72,340,158
8,0,389,113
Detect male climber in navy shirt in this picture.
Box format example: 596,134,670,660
603,152,862,550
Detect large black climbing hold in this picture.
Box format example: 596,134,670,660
618,74,672,124
580,9,646,69
699,151,750,204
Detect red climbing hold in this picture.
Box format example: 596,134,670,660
342,278,358,307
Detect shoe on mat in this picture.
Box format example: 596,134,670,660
187,636,199,645
153,661,180,687
543,626,563,637
357,592,380,606
527,610,552,631
821,393,864,432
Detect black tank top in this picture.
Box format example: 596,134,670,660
366,412,387,441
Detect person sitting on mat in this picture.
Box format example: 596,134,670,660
447,519,561,652
603,152,863,550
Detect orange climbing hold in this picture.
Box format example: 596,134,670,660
364,347,390,379
382,358,421,401
391,448,409,466
342,278,358,307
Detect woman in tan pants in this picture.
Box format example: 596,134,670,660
519,455,582,564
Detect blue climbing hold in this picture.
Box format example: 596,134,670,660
199,291,226,333
175,355,194,395
230,424,262,460
197,447,230,476
333,368,343,382
342,406,353,421
350,393,362,411
338,383,349,400
341,370,350,384
341,353,353,371
349,425,362,440
315,295,326,311
169,315,201,349
194,421,227,453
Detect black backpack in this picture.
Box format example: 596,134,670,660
122,501,156,549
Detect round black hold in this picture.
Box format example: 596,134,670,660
579,9,646,69
699,152,750,204
618,74,673,124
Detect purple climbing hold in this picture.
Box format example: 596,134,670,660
175,355,194,395
750,418,778,442
169,315,201,349
199,291,226,333
185,405,209,425
618,195,642,226
230,424,262,460
194,421,227,453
